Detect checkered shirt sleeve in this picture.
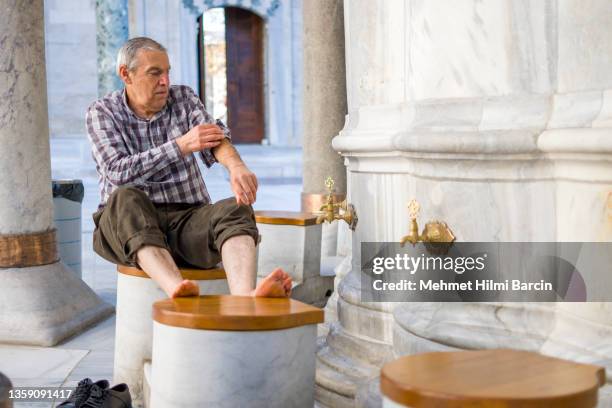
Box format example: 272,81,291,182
182,87,232,168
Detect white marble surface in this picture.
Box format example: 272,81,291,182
344,0,555,108
557,0,612,92
257,223,322,282
58,315,115,387
151,322,317,408
0,345,87,388
114,273,229,406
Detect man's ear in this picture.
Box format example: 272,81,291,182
118,65,132,85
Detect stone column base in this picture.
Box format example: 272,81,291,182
0,262,114,346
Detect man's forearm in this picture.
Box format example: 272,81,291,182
212,138,258,205
212,138,245,169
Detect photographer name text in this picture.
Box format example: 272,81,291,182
372,279,553,292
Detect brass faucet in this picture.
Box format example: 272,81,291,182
400,199,455,246
314,177,358,231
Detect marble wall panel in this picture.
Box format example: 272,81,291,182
557,0,612,92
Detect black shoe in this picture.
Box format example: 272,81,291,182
81,383,132,408
58,378,109,407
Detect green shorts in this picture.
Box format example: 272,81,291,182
92,186,258,269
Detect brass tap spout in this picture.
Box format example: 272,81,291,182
400,199,455,246
400,200,423,245
314,177,358,231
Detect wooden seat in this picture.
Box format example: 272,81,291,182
381,349,606,408
153,295,324,331
116,264,226,280
255,210,318,226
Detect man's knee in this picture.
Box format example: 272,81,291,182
216,197,255,223
211,198,258,250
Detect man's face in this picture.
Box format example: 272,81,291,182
123,49,171,114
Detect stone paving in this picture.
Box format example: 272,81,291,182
5,137,303,407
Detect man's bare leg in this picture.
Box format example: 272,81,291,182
136,246,199,298
221,235,292,297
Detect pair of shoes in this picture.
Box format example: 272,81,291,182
57,378,108,407
57,378,132,408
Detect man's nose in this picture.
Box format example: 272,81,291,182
159,73,170,86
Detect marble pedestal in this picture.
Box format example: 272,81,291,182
255,211,333,306
0,262,113,346
149,295,324,408
256,212,322,283
113,267,229,407
151,323,316,408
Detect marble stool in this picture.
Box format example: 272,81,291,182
149,295,324,408
255,211,333,306
381,349,605,408
114,265,229,407
254,211,322,284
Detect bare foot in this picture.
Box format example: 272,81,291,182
171,279,200,298
252,268,292,297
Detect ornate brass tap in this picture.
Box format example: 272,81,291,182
314,177,358,231
400,199,455,246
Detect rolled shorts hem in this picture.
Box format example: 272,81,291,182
124,232,169,266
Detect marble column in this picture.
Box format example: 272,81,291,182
316,0,612,407
95,0,129,96
301,0,347,210
0,0,113,346
301,0,348,300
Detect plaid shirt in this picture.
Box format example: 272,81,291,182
86,85,230,208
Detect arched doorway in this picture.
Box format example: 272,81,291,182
197,7,265,144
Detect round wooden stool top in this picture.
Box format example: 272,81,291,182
117,265,226,280
255,210,318,226
153,295,324,331
381,349,605,408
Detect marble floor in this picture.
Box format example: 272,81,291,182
3,137,303,407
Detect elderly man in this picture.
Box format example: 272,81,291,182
86,37,292,298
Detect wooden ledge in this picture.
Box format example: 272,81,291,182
153,295,324,331
117,265,226,280
381,349,606,408
255,210,318,226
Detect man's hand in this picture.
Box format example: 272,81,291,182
229,163,258,205
175,124,225,156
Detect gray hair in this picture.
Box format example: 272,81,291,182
116,37,167,73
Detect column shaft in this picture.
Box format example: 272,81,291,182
0,0,53,234
96,0,129,96
301,0,347,210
